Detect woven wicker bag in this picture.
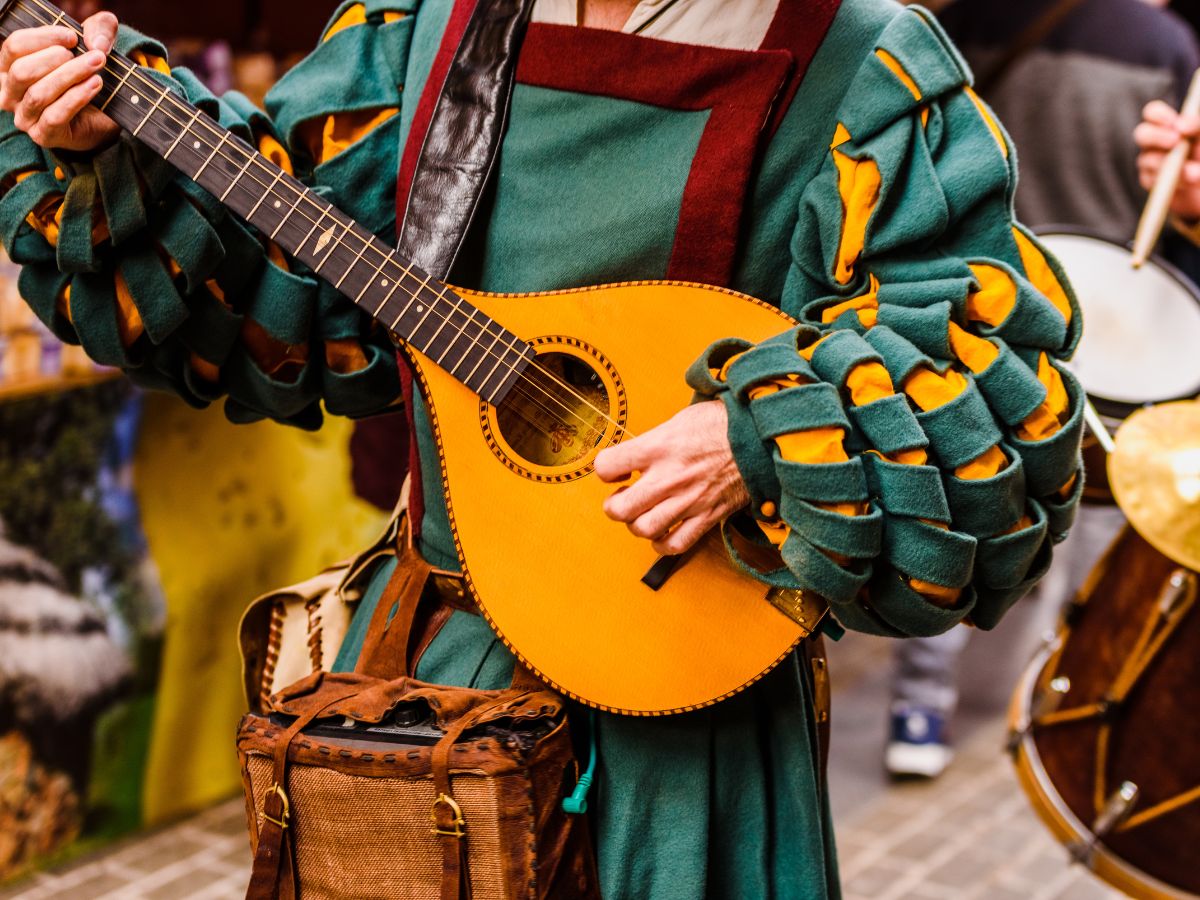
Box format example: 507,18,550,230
238,545,599,900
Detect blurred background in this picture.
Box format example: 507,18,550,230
1,1,1199,898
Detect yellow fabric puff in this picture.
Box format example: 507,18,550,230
964,87,1008,159
875,49,922,101
1013,227,1073,325
831,125,882,286
323,4,407,43
300,107,399,167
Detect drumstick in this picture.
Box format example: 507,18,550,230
1132,68,1200,268
1083,399,1116,456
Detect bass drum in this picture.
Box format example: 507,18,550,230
1035,230,1200,502
1009,526,1200,898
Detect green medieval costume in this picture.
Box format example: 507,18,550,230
0,0,1084,896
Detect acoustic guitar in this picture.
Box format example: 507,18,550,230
0,0,826,715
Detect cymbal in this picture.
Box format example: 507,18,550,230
1109,400,1200,571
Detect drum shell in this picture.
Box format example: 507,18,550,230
1010,528,1200,898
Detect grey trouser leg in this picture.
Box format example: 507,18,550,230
892,626,971,715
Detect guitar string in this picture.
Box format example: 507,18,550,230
9,0,637,447
6,0,625,446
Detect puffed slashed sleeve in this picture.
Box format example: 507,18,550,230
0,1,415,430
690,9,1084,638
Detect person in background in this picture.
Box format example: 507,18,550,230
1135,100,1200,230
882,0,1200,780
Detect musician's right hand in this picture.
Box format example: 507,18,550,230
1136,99,1200,223
0,11,120,152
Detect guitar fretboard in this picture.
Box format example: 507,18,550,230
0,0,532,404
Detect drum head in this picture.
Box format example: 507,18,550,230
1037,231,1200,412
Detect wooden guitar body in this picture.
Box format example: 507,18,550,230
406,281,812,715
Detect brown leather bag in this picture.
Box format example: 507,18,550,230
238,544,600,900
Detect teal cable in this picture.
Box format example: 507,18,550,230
563,710,598,815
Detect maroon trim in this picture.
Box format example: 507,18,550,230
397,354,424,537
393,0,479,538
395,0,480,226
516,23,792,287
349,412,410,512
761,0,843,137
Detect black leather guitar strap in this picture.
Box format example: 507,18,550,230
396,0,537,279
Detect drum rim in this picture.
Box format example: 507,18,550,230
1008,639,1200,900
1034,224,1200,418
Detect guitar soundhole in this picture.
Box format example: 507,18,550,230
480,338,627,483
496,353,610,468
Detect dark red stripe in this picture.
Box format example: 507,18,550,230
397,352,424,538
394,0,479,539
761,0,843,137
516,24,792,287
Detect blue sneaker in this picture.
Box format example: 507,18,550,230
886,704,953,779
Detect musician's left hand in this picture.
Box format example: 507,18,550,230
595,400,749,556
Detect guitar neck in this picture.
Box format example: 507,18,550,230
0,0,532,404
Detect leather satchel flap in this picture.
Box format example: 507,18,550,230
268,671,564,729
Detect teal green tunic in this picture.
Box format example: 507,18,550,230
0,1,1084,896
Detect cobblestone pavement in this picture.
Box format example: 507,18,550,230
834,720,1122,900
1,630,1130,899
0,802,250,900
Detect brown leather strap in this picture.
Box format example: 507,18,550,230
246,680,365,900
802,636,831,784
396,0,537,280
430,715,476,900
356,546,434,680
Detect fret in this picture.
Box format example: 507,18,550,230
446,305,485,377
312,221,350,274
356,254,394,305
295,204,333,256
247,169,285,222
392,280,433,332
99,63,136,112
387,269,428,327
464,315,503,385
333,234,372,290
194,131,231,179
478,331,523,396
423,290,462,352
132,87,173,138
270,189,306,241
405,276,439,345
219,151,257,202
163,109,202,160
372,273,405,318
486,339,529,402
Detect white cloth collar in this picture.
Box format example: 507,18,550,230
531,0,780,51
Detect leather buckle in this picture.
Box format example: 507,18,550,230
262,783,290,830
431,792,467,839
